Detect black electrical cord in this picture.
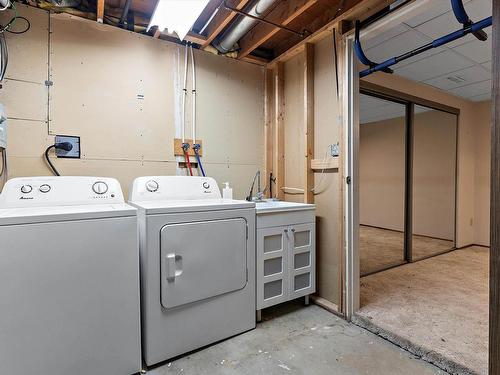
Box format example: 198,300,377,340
44,145,60,176
3,16,30,34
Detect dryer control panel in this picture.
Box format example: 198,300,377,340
0,176,125,208
129,176,222,202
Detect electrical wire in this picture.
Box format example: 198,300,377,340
280,146,333,196
44,145,60,176
0,3,31,34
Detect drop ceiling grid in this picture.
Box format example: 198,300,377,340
363,0,492,101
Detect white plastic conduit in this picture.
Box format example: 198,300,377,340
181,44,189,144
190,45,196,144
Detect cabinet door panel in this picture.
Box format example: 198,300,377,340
257,226,289,309
289,223,316,299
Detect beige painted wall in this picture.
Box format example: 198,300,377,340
360,109,457,240
0,4,264,198
360,115,406,232
474,100,491,246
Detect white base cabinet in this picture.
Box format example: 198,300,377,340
256,206,316,312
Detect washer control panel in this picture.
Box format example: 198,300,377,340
0,176,125,208
129,176,222,201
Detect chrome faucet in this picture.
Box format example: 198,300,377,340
246,170,264,202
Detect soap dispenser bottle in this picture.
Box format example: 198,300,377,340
222,182,233,200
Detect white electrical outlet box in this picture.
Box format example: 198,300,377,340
55,135,81,158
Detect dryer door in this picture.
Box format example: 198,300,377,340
160,218,247,309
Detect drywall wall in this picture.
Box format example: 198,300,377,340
0,4,264,198
474,100,491,246
360,109,457,241
360,115,406,232
282,33,342,306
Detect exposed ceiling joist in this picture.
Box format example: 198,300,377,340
201,0,252,48
268,0,394,66
237,0,318,59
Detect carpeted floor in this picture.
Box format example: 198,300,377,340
360,225,455,275
354,246,489,375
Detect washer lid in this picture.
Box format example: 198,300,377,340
0,176,126,208
130,198,254,214
0,203,136,226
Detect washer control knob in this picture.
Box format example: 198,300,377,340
146,180,159,192
92,181,108,195
202,181,210,189
20,185,33,194
39,184,51,193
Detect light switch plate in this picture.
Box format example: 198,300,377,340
55,135,81,158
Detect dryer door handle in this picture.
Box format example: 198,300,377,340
165,253,177,281
164,253,183,282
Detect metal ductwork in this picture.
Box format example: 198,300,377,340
215,0,278,53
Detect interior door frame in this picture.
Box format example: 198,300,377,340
342,1,462,320
489,0,499,373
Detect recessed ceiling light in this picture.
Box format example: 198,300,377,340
148,0,209,41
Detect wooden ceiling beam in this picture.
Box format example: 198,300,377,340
201,0,252,48
97,0,105,23
238,0,318,59
185,32,209,45
267,0,393,67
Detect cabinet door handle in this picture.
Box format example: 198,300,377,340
291,228,295,233
284,229,288,233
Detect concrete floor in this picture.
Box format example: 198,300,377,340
360,225,454,275
355,246,489,375
147,301,446,375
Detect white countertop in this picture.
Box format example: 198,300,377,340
255,200,315,214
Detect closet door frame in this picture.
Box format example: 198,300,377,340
360,83,459,271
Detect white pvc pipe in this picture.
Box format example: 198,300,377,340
190,45,196,144
181,44,188,143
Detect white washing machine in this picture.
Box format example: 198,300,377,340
0,176,141,375
129,176,255,366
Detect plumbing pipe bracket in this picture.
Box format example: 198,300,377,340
354,20,393,75
451,0,488,41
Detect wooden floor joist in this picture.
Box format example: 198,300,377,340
237,0,318,59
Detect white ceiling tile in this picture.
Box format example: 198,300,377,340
415,2,492,49
464,0,492,20
395,50,474,82
452,38,492,63
360,94,406,124
364,24,408,50
415,11,461,40
423,65,490,90
482,61,492,71
366,29,436,64
448,79,491,98
404,0,465,28
469,92,491,102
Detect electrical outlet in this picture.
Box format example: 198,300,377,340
55,135,81,158
330,143,340,157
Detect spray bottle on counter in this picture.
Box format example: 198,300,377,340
222,182,233,200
